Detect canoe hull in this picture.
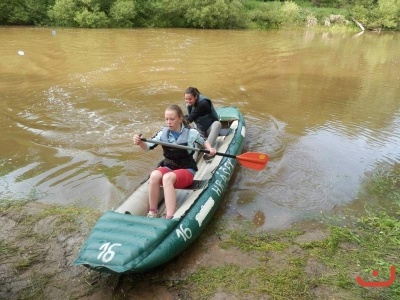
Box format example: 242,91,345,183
74,106,245,274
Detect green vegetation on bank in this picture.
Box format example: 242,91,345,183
179,163,400,299
181,210,400,299
0,199,96,273
0,0,399,30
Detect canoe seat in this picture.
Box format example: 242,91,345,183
179,180,207,190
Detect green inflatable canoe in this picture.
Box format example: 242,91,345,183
74,106,246,274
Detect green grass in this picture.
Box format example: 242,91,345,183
178,163,400,299
19,273,54,300
365,164,400,204
0,240,19,257
180,211,400,299
1,198,99,273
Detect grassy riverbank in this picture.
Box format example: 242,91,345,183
184,207,400,299
1,165,399,299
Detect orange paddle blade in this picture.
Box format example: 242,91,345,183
236,152,269,170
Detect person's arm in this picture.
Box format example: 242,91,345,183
194,131,216,156
203,140,216,156
185,100,211,123
132,134,149,150
132,130,162,150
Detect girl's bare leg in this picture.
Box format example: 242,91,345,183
148,170,163,210
161,172,177,218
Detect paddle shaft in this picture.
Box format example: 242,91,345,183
139,138,269,170
140,138,237,159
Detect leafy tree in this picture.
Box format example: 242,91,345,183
312,0,344,7
97,0,115,12
74,7,109,27
374,0,400,28
4,0,30,25
157,0,192,27
25,0,54,25
343,0,400,29
48,0,79,27
109,0,137,28
75,0,109,27
0,2,13,24
281,1,301,25
248,1,284,28
130,0,161,27
185,0,247,29
48,0,110,27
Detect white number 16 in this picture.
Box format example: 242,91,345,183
97,242,122,263
176,224,192,241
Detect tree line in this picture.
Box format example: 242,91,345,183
0,0,399,30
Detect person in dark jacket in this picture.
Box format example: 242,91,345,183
133,104,216,219
184,87,221,148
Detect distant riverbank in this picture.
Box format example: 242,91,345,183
1,1,398,31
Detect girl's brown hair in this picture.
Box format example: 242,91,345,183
184,87,200,100
166,104,190,127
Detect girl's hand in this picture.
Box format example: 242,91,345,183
208,148,216,156
133,135,142,145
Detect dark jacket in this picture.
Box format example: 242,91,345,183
185,94,219,133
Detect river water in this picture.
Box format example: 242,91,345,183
1,27,399,229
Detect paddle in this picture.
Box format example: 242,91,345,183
140,138,268,171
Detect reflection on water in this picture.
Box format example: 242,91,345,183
1,27,399,229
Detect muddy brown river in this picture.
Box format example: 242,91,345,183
1,27,399,229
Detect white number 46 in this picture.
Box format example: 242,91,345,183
97,242,122,263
